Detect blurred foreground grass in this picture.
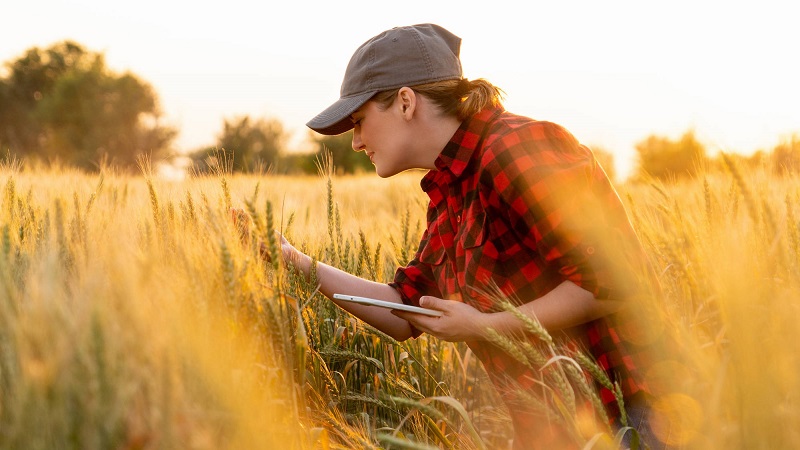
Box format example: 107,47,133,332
0,157,798,449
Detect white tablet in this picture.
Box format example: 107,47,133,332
333,294,443,317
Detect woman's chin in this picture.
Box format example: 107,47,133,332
375,165,401,178
376,162,416,178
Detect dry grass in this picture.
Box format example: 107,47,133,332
1,158,798,449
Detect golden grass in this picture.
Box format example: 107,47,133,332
1,159,798,449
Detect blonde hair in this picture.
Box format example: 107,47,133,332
372,78,505,120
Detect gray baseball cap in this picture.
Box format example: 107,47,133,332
306,23,463,136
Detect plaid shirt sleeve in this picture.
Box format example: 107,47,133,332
482,121,636,300
389,224,444,337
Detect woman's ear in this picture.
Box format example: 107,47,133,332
397,87,416,119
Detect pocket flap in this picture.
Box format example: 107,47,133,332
461,212,488,249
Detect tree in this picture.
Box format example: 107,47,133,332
0,42,86,155
308,130,373,174
771,134,800,175
634,130,707,181
0,41,175,171
189,116,286,173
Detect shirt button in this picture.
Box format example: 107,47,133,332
586,246,595,255
456,215,461,223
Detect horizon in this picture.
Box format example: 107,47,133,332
2,0,798,180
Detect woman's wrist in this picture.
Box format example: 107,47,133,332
468,311,494,341
479,311,514,339
286,248,313,277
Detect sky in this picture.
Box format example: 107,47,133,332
2,0,799,179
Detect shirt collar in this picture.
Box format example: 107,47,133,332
421,105,505,193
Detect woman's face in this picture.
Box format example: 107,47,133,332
350,98,413,178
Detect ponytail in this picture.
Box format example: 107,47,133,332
456,78,504,119
372,78,505,120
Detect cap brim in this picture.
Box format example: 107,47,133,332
306,91,376,135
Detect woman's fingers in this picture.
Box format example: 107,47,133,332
229,211,298,267
230,208,252,245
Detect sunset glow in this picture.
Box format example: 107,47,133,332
3,0,798,179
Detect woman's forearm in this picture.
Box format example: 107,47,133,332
484,281,624,337
290,252,414,341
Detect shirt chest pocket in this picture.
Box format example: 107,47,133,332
459,210,489,249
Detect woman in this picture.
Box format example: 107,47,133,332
273,24,659,449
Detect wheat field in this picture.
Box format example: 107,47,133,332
0,156,798,449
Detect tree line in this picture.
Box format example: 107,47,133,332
1,40,798,180
0,41,175,171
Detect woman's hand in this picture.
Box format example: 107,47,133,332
230,208,252,245
278,234,313,275
230,208,311,273
391,296,496,342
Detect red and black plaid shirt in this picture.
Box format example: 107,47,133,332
390,106,652,430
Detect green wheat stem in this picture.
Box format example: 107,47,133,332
146,177,161,233
265,200,280,272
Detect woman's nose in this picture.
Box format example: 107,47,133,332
352,130,364,152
